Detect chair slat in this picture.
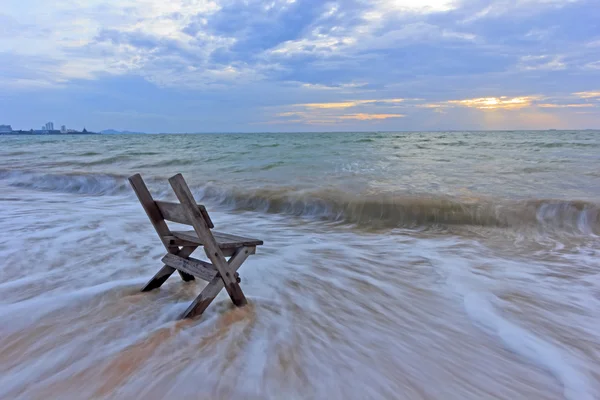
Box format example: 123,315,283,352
162,253,218,282
171,230,264,248
142,246,198,292
156,201,214,229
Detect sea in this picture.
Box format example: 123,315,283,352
0,131,599,399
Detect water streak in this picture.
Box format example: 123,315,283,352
1,131,599,399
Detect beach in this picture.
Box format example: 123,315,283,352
1,131,599,399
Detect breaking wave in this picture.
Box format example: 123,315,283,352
0,169,131,196
197,185,599,234
1,169,598,234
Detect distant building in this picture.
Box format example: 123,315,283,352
0,125,12,133
45,122,54,131
61,125,67,133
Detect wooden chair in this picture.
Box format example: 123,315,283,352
128,173,263,319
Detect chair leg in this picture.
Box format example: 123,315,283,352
178,270,195,282
141,246,198,292
128,174,195,284
180,274,224,319
181,247,252,319
142,265,177,292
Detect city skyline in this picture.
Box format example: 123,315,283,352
1,0,599,133
0,121,90,134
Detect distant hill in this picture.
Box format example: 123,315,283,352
101,129,147,134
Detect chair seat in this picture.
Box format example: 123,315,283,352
171,230,264,249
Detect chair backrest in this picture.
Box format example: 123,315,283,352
155,200,215,229
128,174,214,232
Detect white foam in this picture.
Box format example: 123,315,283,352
1,169,599,398
0,278,145,331
464,292,594,400
420,240,597,400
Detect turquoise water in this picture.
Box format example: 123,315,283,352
3,131,600,199
1,131,599,399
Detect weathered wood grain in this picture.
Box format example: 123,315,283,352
155,201,214,229
181,246,252,319
141,246,197,291
169,173,247,306
162,253,218,282
163,236,256,256
161,235,199,248
130,173,264,318
128,174,195,283
170,230,263,248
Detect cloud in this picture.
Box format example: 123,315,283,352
1,0,227,86
339,113,405,120
574,91,600,99
447,96,540,110
536,103,594,108
299,101,370,109
429,94,596,111
296,99,405,109
270,97,409,124
299,82,370,90
270,110,404,124
0,77,64,90
369,0,457,14
458,0,584,23
518,55,566,71
3,0,595,90
1,0,599,131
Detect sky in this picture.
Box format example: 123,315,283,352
1,0,599,132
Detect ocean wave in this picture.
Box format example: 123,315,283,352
1,170,598,234
196,185,599,234
134,158,197,168
0,170,132,196
78,155,132,166
260,161,285,171
251,143,280,148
